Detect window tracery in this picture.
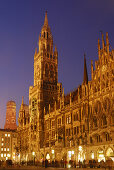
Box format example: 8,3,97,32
94,101,101,115
103,98,110,112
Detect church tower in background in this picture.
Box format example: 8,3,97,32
4,101,17,130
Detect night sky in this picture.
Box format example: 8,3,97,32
0,0,114,128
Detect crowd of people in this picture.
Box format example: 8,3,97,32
42,159,113,169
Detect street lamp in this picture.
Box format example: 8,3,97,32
32,152,35,165
52,150,54,154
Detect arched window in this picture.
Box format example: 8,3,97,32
45,64,49,77
102,114,107,126
93,116,97,128
50,65,54,78
44,32,45,38
47,45,50,51
94,101,101,115
103,98,110,112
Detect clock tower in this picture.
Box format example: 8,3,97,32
29,12,59,153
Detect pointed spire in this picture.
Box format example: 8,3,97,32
102,33,105,50
98,38,101,58
83,54,88,84
91,60,94,80
55,45,57,52
106,32,109,54
21,96,24,110
44,11,48,26
22,96,24,105
34,48,37,56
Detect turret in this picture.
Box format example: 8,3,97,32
98,38,101,58
102,33,105,52
83,54,88,84
21,96,24,110
91,60,94,80
106,32,109,54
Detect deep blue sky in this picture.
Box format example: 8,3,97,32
0,0,114,128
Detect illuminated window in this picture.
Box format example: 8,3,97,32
1,148,3,151
66,115,71,124
68,151,71,158
2,138,4,141
72,151,74,154
5,134,7,137
1,143,3,146
7,148,9,151
7,154,10,157
4,154,6,157
91,152,94,159
4,148,6,151
1,154,3,157
8,134,10,137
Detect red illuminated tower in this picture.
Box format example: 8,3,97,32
4,101,17,130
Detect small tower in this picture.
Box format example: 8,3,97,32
4,101,17,130
106,32,109,54
98,38,101,58
83,54,88,84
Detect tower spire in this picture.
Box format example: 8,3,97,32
98,38,101,58
83,54,88,84
22,96,24,105
106,32,109,54
102,33,105,51
44,11,48,26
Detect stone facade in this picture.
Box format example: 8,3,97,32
18,12,114,163
0,129,17,162
18,97,29,162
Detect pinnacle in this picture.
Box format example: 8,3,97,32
22,96,24,105
44,11,48,26
83,54,88,84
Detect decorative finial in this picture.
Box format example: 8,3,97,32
98,38,100,58
55,45,57,52
83,54,88,84
34,48,37,56
44,11,48,26
22,96,24,105
106,32,109,54
101,32,105,50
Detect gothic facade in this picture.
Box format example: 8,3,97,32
18,12,114,163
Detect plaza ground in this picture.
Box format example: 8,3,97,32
0,166,113,170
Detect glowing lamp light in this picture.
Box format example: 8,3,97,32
68,151,71,158
32,152,35,156
79,146,82,151
68,164,71,168
46,153,50,160
52,150,54,154
72,151,74,154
